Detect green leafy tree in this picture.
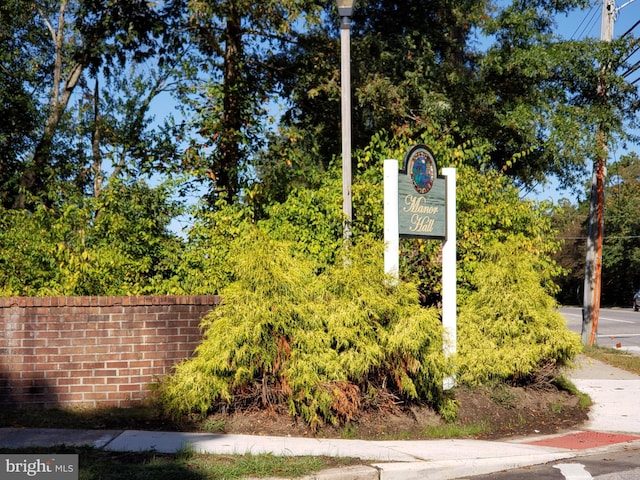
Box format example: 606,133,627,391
171,0,323,205
69,62,185,200
550,198,588,306
601,153,640,304
163,200,256,295
0,0,46,207
8,0,166,209
0,180,182,296
554,152,640,306
159,129,580,425
257,127,564,305
0,206,62,295
261,0,640,202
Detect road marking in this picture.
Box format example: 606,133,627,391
553,463,593,479
599,316,634,324
561,310,636,324
597,333,640,337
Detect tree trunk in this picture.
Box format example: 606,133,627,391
91,79,104,199
217,4,243,203
14,1,83,208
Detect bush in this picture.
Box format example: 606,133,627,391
0,180,183,296
456,240,582,386
158,231,449,429
159,130,582,425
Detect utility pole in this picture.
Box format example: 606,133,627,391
582,0,615,346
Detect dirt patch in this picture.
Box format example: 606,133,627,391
0,383,589,442
454,385,588,439
196,384,589,440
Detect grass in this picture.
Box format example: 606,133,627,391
0,446,360,480
0,406,363,479
553,375,592,409
583,345,640,374
0,405,185,432
420,423,487,439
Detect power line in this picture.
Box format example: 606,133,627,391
620,39,640,65
621,57,640,77
570,4,601,39
558,235,640,240
619,16,640,37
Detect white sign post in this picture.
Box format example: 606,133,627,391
384,159,399,281
383,156,456,390
441,167,457,390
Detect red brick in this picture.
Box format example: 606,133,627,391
57,378,82,386
48,385,70,394
0,295,217,409
81,361,104,369
129,360,152,368
57,393,85,402
95,384,119,393
81,345,110,355
142,367,165,376
119,384,142,392
82,392,104,401
107,392,135,402
45,355,71,363
103,362,126,369
65,351,98,364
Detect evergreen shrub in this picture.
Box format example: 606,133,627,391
456,240,582,385
158,230,449,429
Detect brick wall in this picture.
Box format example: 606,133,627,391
0,295,220,409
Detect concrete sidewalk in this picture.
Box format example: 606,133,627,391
1,355,640,480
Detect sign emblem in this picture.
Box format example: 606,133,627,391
409,149,435,194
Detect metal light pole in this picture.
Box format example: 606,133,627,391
337,0,354,243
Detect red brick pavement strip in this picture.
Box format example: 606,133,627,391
525,431,640,450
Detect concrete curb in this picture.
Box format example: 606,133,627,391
298,465,379,480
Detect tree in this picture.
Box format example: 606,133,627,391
172,0,323,206
602,153,640,305
9,0,166,209
260,0,640,203
551,198,588,306
157,130,580,425
258,127,564,307
159,231,450,428
553,152,640,307
0,0,46,207
0,179,183,296
71,63,184,199
457,240,581,386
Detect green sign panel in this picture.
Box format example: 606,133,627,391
398,145,446,239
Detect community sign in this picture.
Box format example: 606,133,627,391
398,144,446,239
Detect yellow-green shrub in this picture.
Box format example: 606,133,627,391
456,240,582,385
158,231,448,428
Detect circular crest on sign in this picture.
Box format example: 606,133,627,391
408,148,435,194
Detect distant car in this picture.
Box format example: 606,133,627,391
634,291,640,311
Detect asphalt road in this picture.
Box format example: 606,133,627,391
466,447,640,479
560,306,640,355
